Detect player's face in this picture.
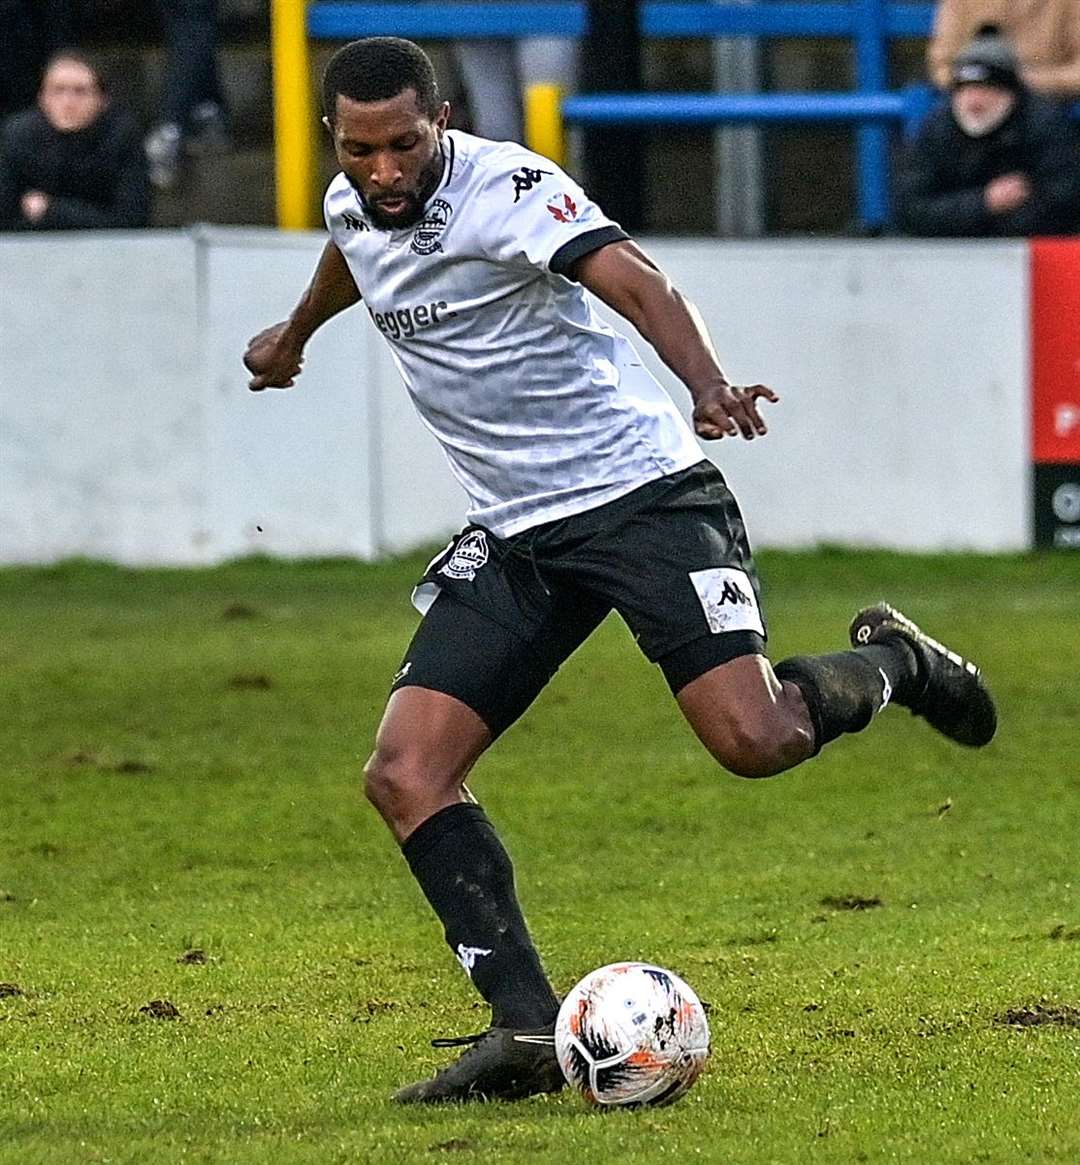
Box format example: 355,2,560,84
328,89,450,229
39,58,106,133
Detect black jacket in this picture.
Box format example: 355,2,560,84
897,92,1080,237
0,105,151,230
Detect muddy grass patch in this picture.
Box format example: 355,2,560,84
994,1004,1080,1030
228,673,273,690
819,895,884,912
138,999,182,1020
221,602,259,620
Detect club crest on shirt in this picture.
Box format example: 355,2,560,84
438,530,489,581
546,192,578,223
411,198,453,255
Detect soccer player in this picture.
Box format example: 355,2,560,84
243,38,997,1104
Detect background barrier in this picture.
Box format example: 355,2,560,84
0,231,1031,565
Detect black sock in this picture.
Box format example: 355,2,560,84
401,802,560,1030
774,641,918,754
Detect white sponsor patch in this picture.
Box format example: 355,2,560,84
688,567,765,636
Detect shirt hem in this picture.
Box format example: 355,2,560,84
478,451,706,538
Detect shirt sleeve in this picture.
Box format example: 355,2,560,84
479,150,628,279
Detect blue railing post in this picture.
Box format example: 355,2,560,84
854,0,890,231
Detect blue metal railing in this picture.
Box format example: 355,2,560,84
307,2,938,231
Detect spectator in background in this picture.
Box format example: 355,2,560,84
929,0,1080,99
436,0,576,143
452,37,578,143
898,25,1080,237
144,0,231,190
0,50,151,230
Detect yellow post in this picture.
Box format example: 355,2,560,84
270,0,316,229
523,83,566,168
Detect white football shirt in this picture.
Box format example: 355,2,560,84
324,130,703,537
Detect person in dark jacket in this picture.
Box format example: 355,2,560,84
898,23,1080,237
0,50,151,231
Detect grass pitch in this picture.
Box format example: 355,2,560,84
1,549,1079,1164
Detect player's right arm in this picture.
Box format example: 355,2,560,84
244,240,361,391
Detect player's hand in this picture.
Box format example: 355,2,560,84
984,173,1031,215
692,382,779,440
243,322,306,391
21,190,49,222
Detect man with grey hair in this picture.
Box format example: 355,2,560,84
898,24,1080,236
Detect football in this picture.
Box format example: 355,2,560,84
554,962,710,1107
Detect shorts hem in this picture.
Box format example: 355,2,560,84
657,630,767,695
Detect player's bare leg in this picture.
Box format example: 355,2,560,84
676,654,816,777
364,686,563,1103
364,686,491,841
676,609,995,777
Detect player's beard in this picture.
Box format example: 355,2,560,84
359,143,445,230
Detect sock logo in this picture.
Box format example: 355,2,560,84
455,943,493,976
878,668,893,711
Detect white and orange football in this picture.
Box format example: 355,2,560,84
554,962,710,1107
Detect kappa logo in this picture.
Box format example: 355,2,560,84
411,197,452,255
689,567,765,636
511,166,553,202
439,530,489,581
456,943,493,976
342,211,369,231
717,578,752,606
546,192,578,223
391,661,412,685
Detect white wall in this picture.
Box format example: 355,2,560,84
0,230,1030,564
623,239,1031,552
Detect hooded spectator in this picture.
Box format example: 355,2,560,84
898,25,1080,237
0,50,151,230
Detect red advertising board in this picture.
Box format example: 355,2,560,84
1031,239,1080,464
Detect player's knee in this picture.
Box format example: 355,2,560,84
706,711,803,779
363,746,420,814
362,744,456,817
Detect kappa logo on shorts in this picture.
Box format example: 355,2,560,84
688,567,765,636
439,530,489,581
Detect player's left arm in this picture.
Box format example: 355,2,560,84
573,239,777,440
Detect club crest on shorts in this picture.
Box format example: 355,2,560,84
688,567,765,636
439,530,489,581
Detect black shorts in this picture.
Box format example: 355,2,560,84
393,461,767,736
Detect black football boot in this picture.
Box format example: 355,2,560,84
392,1026,563,1104
849,602,997,747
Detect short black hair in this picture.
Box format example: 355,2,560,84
322,37,440,121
